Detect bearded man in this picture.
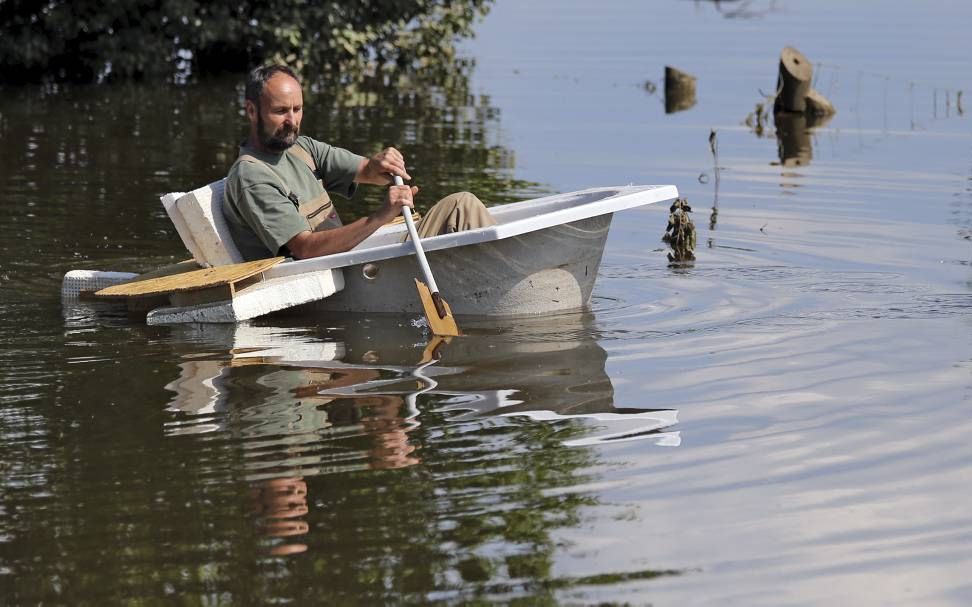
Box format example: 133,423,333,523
223,64,493,262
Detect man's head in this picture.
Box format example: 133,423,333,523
245,64,303,152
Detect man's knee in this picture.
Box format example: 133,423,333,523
442,191,482,210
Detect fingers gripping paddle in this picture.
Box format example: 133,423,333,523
394,175,460,336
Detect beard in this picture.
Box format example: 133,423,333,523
257,113,299,152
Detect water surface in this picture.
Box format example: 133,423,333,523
2,1,971,604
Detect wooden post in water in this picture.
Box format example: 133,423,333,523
774,46,813,113
665,66,697,114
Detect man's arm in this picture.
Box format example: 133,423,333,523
286,184,418,259
355,147,412,185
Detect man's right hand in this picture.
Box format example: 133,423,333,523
377,184,419,224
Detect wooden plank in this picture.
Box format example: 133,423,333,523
95,257,284,298
129,259,202,282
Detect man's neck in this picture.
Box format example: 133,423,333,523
245,135,272,154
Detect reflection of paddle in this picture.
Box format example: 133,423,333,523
420,335,453,364
394,175,460,337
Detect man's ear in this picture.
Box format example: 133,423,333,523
245,99,257,122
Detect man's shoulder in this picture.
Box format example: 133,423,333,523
295,135,330,156
228,154,268,182
226,154,283,201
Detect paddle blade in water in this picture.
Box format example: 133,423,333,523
414,278,460,337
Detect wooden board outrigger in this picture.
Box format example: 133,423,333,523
95,257,284,303
88,257,344,325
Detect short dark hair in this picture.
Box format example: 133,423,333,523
245,64,301,105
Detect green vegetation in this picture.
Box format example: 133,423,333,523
0,0,492,83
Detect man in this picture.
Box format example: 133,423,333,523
223,64,493,262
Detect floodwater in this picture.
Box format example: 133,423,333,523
2,1,971,604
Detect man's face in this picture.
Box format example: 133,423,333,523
250,73,303,152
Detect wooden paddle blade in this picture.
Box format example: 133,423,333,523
414,278,460,337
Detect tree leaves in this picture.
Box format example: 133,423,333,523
0,0,492,84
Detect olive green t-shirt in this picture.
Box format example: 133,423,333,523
223,136,364,261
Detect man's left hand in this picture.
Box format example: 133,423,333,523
358,147,411,184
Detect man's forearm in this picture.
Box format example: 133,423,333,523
286,215,387,259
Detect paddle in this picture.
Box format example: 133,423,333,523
393,175,461,337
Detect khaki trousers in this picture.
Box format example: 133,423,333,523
408,191,496,240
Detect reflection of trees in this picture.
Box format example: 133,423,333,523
305,71,548,218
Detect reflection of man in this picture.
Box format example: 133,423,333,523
250,476,310,556
296,369,421,471
356,396,421,470
223,64,494,262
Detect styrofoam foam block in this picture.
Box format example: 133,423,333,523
62,270,139,299
160,191,206,265
230,325,345,361
173,179,244,267
145,269,344,325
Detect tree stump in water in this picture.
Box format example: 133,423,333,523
665,66,697,114
774,46,813,114
804,88,836,116
662,198,696,263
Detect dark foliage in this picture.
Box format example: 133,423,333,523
0,0,491,83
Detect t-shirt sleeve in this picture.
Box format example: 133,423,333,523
235,165,310,256
304,138,365,199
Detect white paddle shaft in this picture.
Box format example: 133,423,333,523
394,175,441,294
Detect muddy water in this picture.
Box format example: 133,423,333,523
2,1,971,605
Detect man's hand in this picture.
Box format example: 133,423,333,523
286,182,419,259
357,147,411,185
376,184,419,223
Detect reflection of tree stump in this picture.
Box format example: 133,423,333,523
774,111,834,167
774,113,812,167
774,46,813,113
665,66,697,114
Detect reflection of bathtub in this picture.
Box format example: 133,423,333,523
162,318,679,453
